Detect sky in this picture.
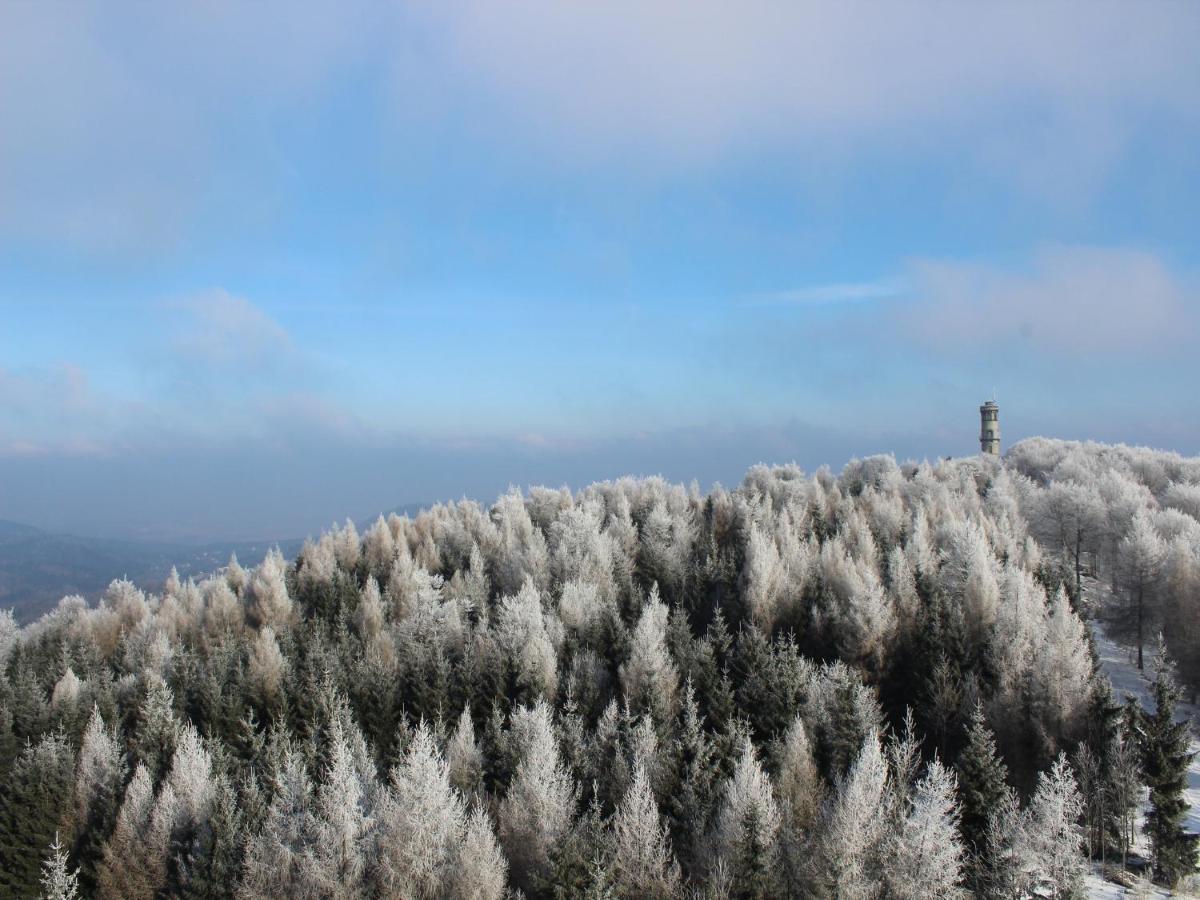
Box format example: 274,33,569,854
1,1,1199,543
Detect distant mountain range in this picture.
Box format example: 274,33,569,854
0,503,432,625
0,519,304,624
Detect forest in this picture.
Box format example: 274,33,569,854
2,437,1199,899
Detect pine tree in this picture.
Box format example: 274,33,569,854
164,723,218,895
237,747,320,899
1021,754,1085,900
447,704,484,796
96,762,175,900
609,762,681,899
955,704,1009,888
448,805,507,900
180,775,245,900
309,719,372,899
73,706,126,893
620,585,680,723
499,700,578,892
816,731,889,900
1080,678,1127,862
979,786,1027,900
134,674,180,780
0,731,75,898
710,736,783,898
1140,651,1198,886
775,714,822,894
665,679,718,875
374,720,464,896
40,831,80,900
885,761,964,899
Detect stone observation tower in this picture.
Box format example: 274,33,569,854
980,400,1000,455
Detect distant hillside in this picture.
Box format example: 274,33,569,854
0,519,302,623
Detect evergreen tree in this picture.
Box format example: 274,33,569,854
816,731,889,900
73,706,126,893
40,831,80,900
665,679,719,875
955,704,1010,888
775,715,822,894
96,762,175,900
447,704,484,796
451,805,508,900
1140,651,1198,886
979,786,1027,900
237,747,320,899
180,775,245,900
620,585,680,723
885,761,965,899
1080,678,1126,861
309,720,373,899
1021,754,1085,900
0,732,75,898
609,762,682,899
375,720,464,896
499,700,578,893
134,674,180,780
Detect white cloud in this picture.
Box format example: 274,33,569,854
1,1,1196,252
900,246,1197,355
420,1,1200,175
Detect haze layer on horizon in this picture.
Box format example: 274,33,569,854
2,1,1198,543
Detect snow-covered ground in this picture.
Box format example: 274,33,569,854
1087,623,1200,897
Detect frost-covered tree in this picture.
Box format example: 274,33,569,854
447,705,484,796
374,720,463,897
96,763,174,900
496,580,559,701
712,737,782,896
816,732,889,900
134,674,180,779
620,585,679,721
742,524,785,632
775,715,822,894
73,707,126,889
237,749,319,899
818,539,895,671
309,721,373,899
609,762,681,899
1020,755,1085,900
41,831,79,900
0,608,18,670
1031,588,1093,748
248,625,287,712
666,679,719,873
1034,480,1104,604
449,806,507,900
249,547,294,629
1117,510,1166,670
499,700,577,891
886,761,964,899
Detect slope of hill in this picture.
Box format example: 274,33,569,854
0,519,302,623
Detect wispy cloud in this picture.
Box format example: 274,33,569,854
168,291,294,372
742,278,908,307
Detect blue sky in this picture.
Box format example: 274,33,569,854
1,1,1199,542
